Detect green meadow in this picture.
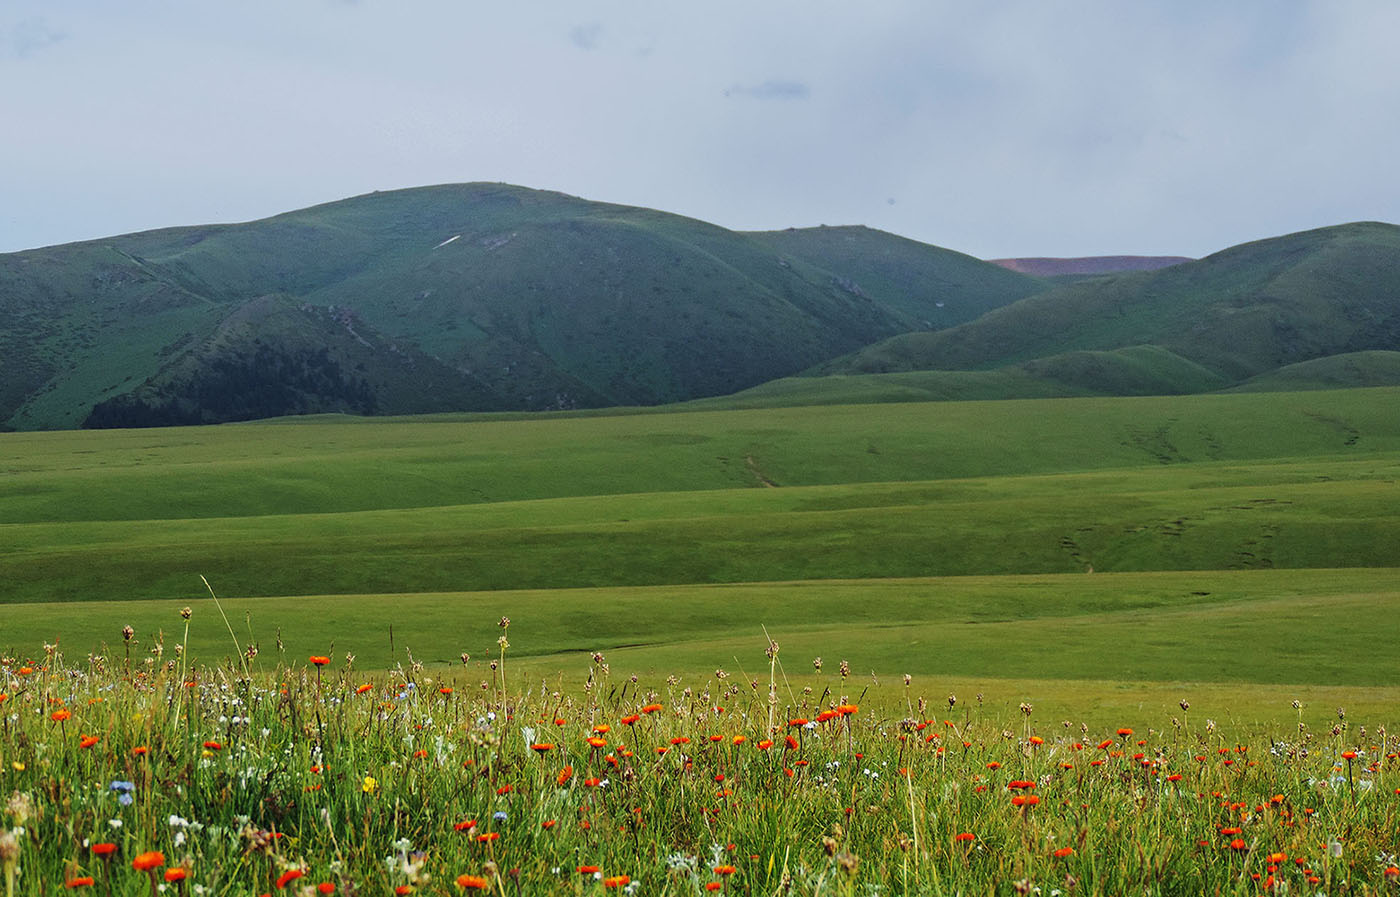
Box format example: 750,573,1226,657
3,386,1398,727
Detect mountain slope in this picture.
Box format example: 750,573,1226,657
819,222,1400,385
0,184,1046,429
748,225,1047,327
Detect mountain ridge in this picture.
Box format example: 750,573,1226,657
0,183,1047,429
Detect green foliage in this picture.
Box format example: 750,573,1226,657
4,648,1399,894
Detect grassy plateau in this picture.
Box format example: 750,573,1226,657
2,386,1399,893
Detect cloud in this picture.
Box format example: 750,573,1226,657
8,18,67,58
569,22,602,50
724,79,810,100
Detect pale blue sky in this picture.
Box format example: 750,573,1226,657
3,1,1397,258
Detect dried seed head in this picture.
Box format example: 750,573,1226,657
122,625,135,642
821,836,838,856
1020,702,1033,716
813,656,823,672
903,673,912,686
498,616,510,629
835,852,858,876
948,693,957,708
180,606,192,620
838,660,850,679
592,652,605,665
1179,699,1190,711
460,653,471,665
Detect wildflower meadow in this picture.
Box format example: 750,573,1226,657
3,610,1400,896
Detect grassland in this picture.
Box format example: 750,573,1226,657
2,387,1398,731
3,387,1400,892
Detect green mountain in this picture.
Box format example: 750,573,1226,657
0,184,1046,430
817,222,1400,390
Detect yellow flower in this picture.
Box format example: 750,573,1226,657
362,776,378,794
10,761,24,771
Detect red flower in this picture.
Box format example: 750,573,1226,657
954,832,975,842
577,866,600,874
309,656,330,666
276,869,306,888
90,843,117,856
132,852,165,871
1052,847,1074,858
66,878,96,888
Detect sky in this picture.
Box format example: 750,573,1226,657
3,1,1399,259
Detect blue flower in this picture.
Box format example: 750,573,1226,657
109,781,135,806
493,811,508,823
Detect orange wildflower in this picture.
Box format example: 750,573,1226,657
79,734,101,749
603,876,630,888
532,743,554,753
309,656,330,666
90,843,117,856
51,709,71,722
132,851,165,871
456,874,489,890
276,869,305,888
66,878,96,888
165,868,188,882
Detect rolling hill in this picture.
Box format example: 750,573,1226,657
818,222,1400,391
0,184,1046,430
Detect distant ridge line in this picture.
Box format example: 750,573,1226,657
990,255,1193,276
